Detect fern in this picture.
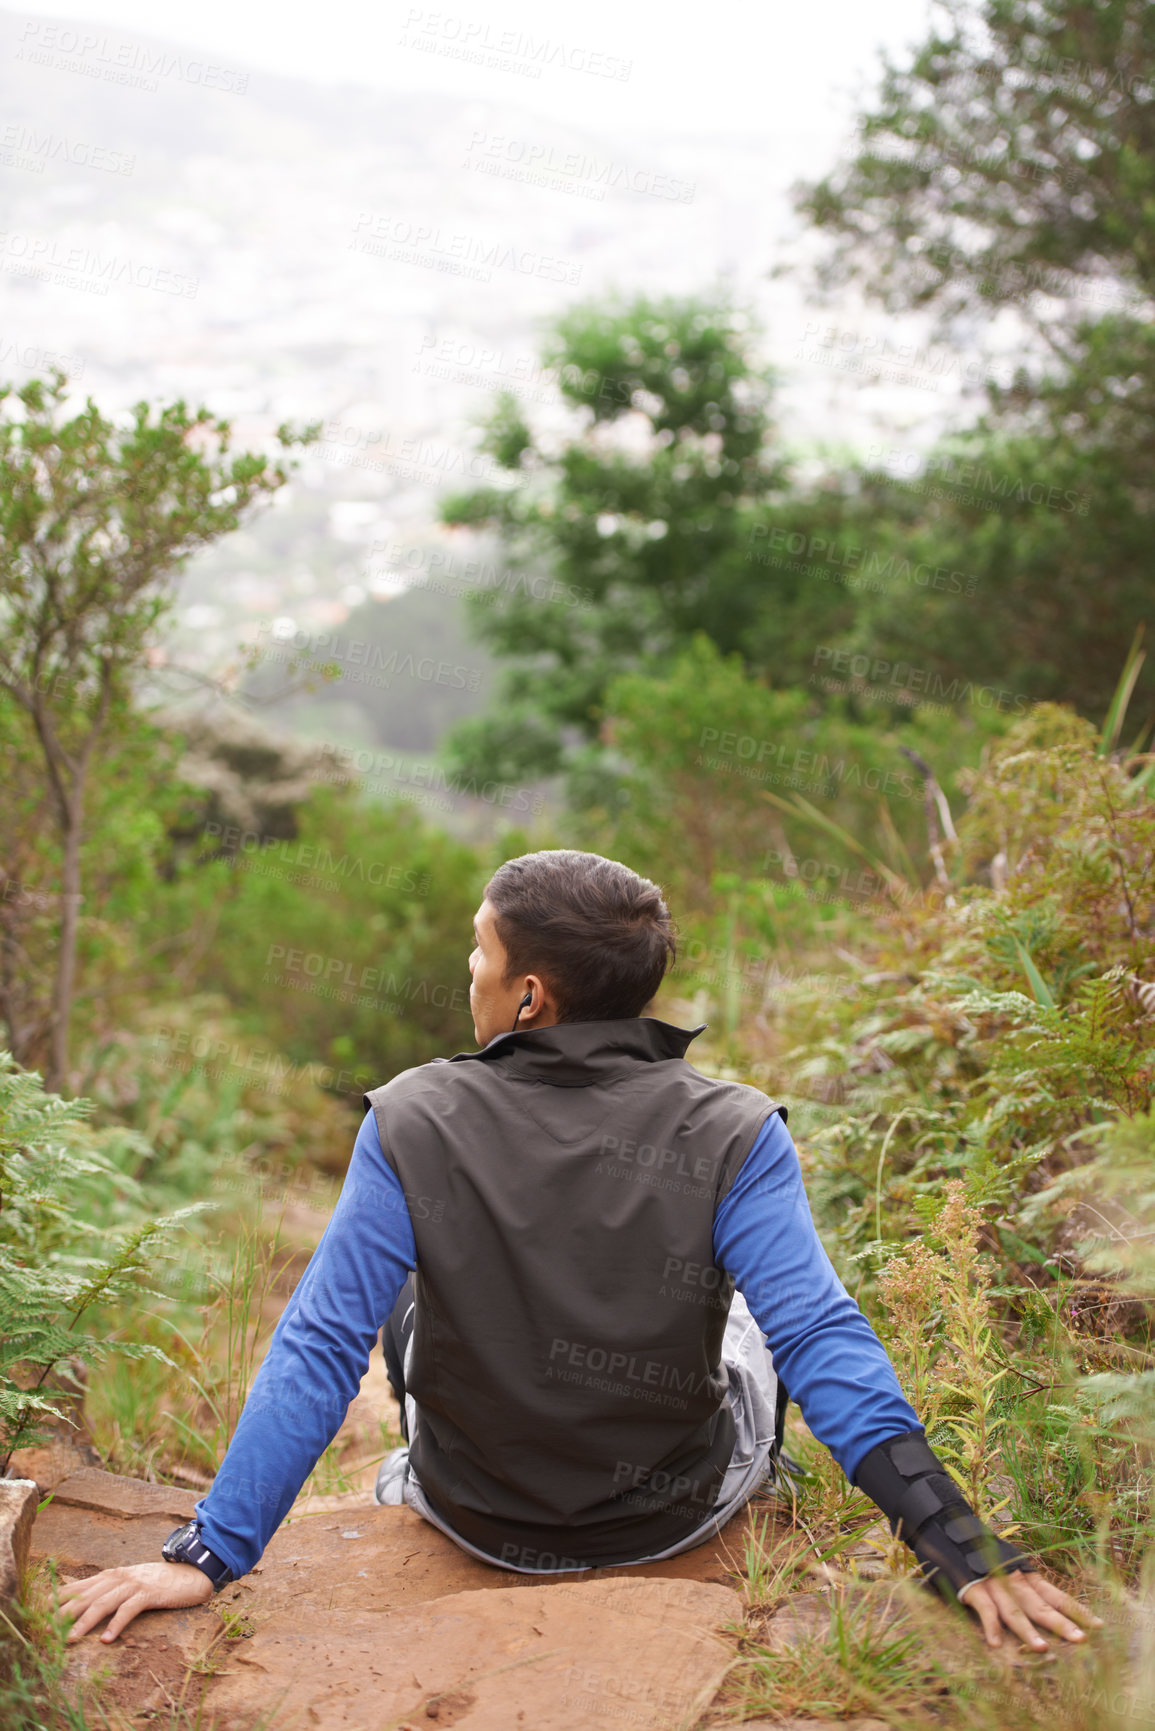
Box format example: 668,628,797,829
0,1054,205,1470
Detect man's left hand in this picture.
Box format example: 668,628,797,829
961,1571,1102,1650
57,1561,215,1643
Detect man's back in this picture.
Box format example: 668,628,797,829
367,1017,777,1564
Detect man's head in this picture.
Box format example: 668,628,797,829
468,850,675,1047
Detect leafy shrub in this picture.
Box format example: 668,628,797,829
726,703,1155,1576
0,1055,199,1468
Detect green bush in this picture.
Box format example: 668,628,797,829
0,1056,199,1468
721,703,1155,1576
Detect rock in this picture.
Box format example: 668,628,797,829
757,1588,836,1651
206,1575,741,1731
47,1468,197,1524
31,1469,768,1727
756,1581,924,1654
31,1470,198,1582
0,1478,39,1605
8,1434,102,1495
8,1357,102,1493
734,1721,890,1730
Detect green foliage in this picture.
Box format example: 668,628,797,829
725,1574,1143,1730
792,0,1155,725
0,372,316,1089
877,1180,1018,1515
0,373,306,732
0,702,221,1082
842,416,1155,725
0,1056,200,1467
592,634,1006,897
575,636,1007,1050
754,706,1153,1257
186,783,484,1087
797,0,1154,331
711,703,1155,1575
438,293,787,790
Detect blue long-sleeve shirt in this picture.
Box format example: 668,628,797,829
195,1107,919,1577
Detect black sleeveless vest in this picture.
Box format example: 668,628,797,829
365,1017,779,1566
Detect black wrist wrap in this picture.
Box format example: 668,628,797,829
852,1430,1033,1598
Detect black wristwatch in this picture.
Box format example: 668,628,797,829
161,1520,234,1592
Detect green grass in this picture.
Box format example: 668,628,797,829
712,1569,1154,1730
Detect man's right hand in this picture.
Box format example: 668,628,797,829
57,1560,215,1644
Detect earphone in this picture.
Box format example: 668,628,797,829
511,989,533,1033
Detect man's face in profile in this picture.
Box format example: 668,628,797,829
468,898,522,1047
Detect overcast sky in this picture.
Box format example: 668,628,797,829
12,0,934,141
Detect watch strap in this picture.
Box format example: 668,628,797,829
162,1520,234,1592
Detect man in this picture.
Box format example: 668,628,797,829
61,850,1098,1654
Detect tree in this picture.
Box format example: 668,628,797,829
437,294,788,793
0,373,312,1092
794,0,1155,726
797,0,1154,343
844,410,1155,726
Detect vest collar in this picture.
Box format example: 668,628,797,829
446,1017,707,1087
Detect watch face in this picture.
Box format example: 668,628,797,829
163,1520,197,1561
162,1520,231,1590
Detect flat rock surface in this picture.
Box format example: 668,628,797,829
731,1721,890,1730
209,1575,740,1731
32,1470,769,1729
49,1467,198,1523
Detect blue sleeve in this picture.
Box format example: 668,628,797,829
193,1110,415,1577
714,1110,921,1481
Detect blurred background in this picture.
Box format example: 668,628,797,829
3,3,1154,1717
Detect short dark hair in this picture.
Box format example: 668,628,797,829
484,850,675,1022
